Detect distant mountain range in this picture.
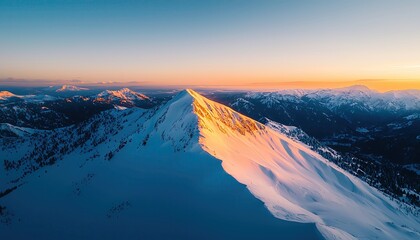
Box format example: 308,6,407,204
1,89,419,240
0,88,157,129
244,85,420,111
207,86,420,166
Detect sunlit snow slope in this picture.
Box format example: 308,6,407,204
187,89,419,240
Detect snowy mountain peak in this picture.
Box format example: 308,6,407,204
0,91,56,102
134,89,268,152
187,89,266,136
96,88,150,101
0,91,16,100
56,85,89,92
92,88,152,107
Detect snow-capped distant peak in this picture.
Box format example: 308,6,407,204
0,91,17,100
113,105,128,111
0,91,56,102
56,85,89,92
96,88,149,101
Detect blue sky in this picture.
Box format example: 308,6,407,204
1,0,419,89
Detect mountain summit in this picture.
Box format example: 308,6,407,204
1,89,419,240
0,91,16,100
96,88,150,101
93,88,152,107
56,85,89,92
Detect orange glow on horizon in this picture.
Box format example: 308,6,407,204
233,79,420,92
1,77,419,92
145,79,420,92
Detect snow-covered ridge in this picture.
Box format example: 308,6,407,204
56,85,89,92
0,91,56,102
186,89,419,240
0,123,38,137
188,90,265,136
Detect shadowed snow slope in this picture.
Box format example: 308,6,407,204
0,89,418,240
0,123,38,137
187,89,419,240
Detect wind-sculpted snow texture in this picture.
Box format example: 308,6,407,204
0,89,419,240
189,89,420,240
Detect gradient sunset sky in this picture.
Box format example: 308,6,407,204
1,0,420,91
